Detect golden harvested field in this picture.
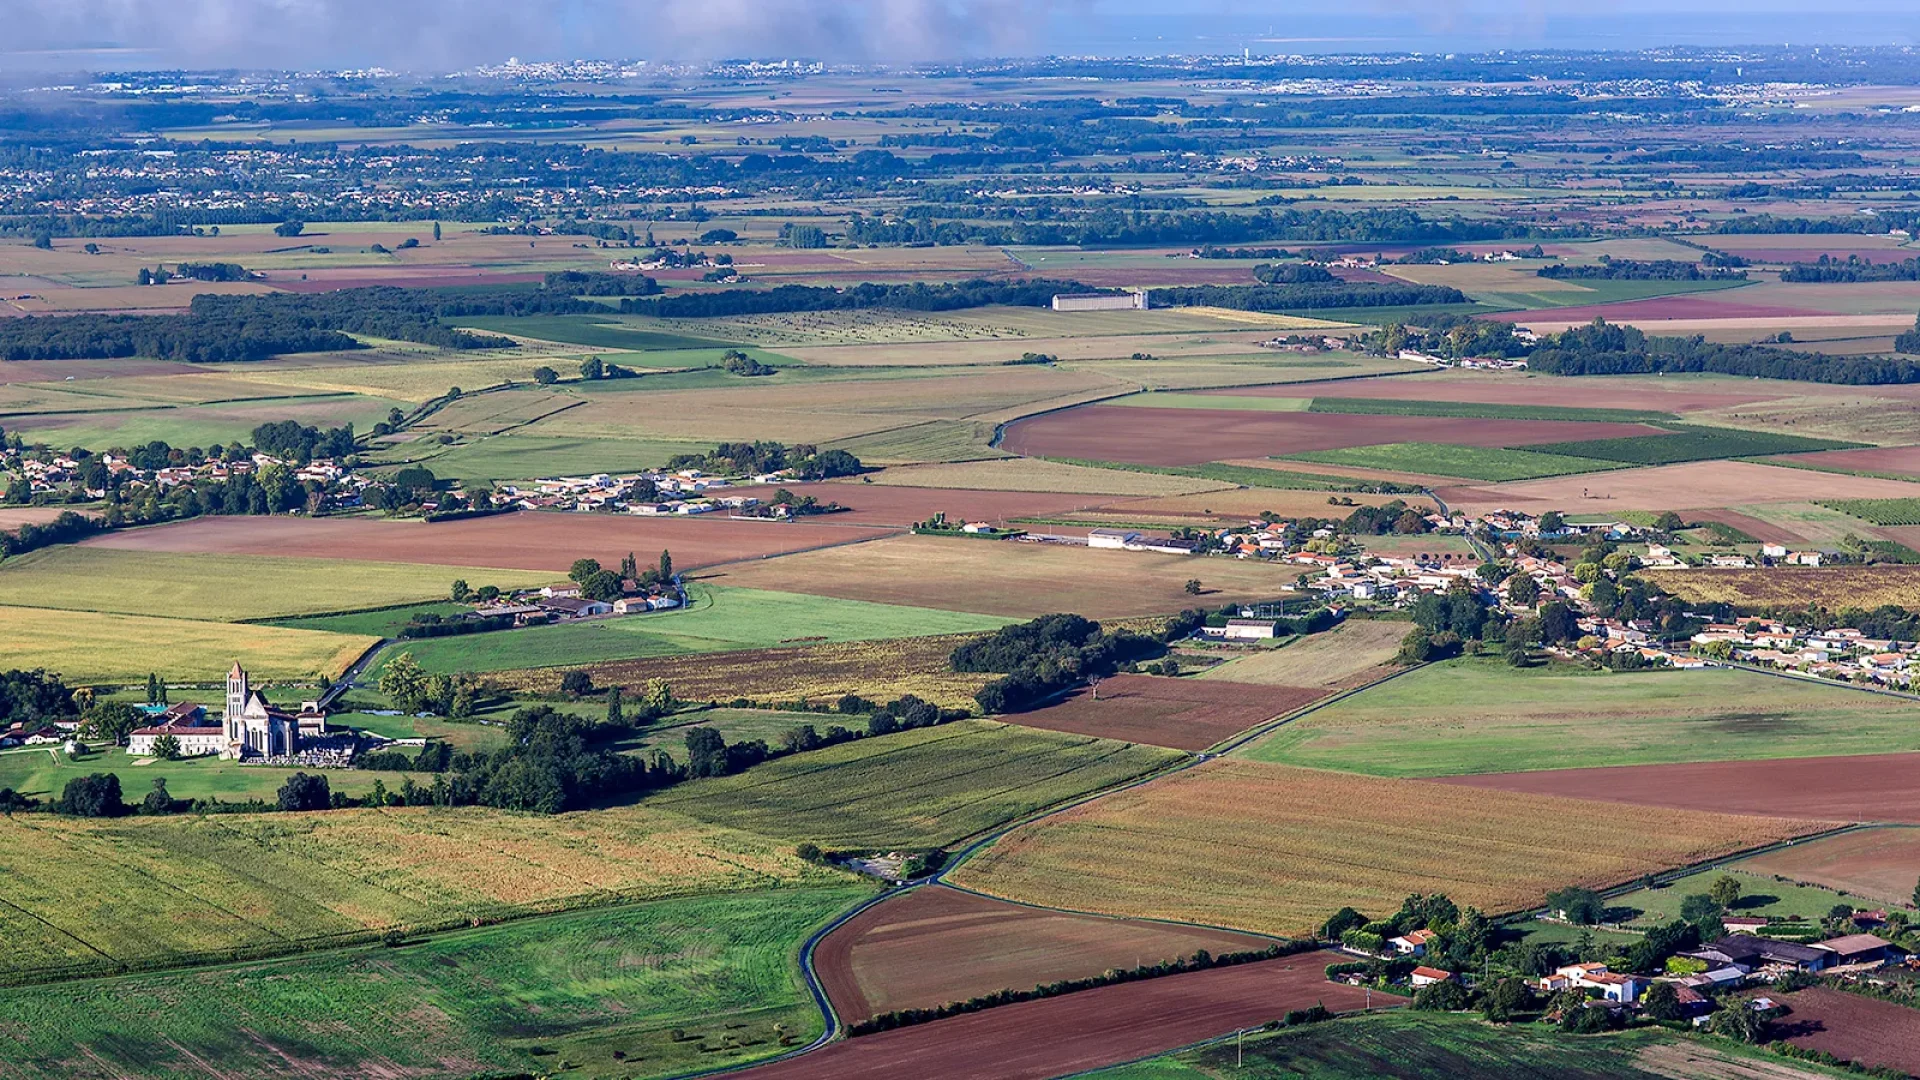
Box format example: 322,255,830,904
0,804,837,982
782,331,1282,367
1690,394,1920,446
1197,620,1411,688
0,606,374,684
1641,566,1920,609
1436,460,1920,516
233,354,579,403
708,534,1298,619
863,459,1232,496
500,633,995,711
949,760,1823,937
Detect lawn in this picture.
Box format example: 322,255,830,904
0,886,871,1080
1085,1011,1813,1080
650,719,1186,850
334,711,512,753
0,745,432,804
949,758,1820,938
0,803,839,983
1607,868,1917,931
1525,425,1863,465
372,583,1012,675
0,605,374,684
1246,656,1920,777
1283,442,1627,481
0,547,553,621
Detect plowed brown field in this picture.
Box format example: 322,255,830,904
740,950,1388,1080
815,885,1272,1021
1434,460,1920,516
1008,674,1324,751
1433,752,1920,823
1735,827,1920,907
1773,987,1920,1076
82,511,895,573
997,405,1661,466
1214,374,1783,413
1776,444,1920,479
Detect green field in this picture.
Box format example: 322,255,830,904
1607,869,1917,931
1284,442,1626,481
1820,497,1920,526
1086,1011,1823,1080
0,803,836,983
0,886,869,1080
399,432,713,484
615,708,844,755
1247,656,1920,777
1046,457,1418,493
270,600,471,637
651,720,1186,849
1307,397,1677,424
0,745,434,804
373,583,1011,674
455,314,740,351
0,547,554,621
1526,425,1863,465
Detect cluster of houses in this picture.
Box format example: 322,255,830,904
472,579,684,624
1363,917,1907,1020
1691,619,1920,688
489,468,799,516
4,445,366,502
1639,542,1826,571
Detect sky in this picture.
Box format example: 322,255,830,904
0,0,1915,72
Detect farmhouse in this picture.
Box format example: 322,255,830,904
1223,619,1279,641
1540,962,1645,1003
1685,936,1833,974
1408,966,1454,987
1088,528,1141,550
1389,929,1435,956
1820,933,1903,968
538,596,613,619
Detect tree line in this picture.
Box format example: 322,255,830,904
954,611,1202,713
1537,258,1744,281
1147,282,1468,312
1527,319,1920,385
617,278,1102,319
663,441,863,480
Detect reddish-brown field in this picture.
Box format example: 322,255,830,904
83,511,895,573
1219,374,1785,413
815,885,1272,1022
1434,460,1920,516
997,405,1661,466
1483,296,1823,323
0,358,204,384
1009,674,1324,751
1773,987,1920,1076
1433,752,1920,823
747,482,1116,528
1776,444,1920,479
1685,507,1810,545
1735,828,1920,907
742,951,1391,1080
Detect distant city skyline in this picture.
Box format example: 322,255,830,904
0,0,1914,72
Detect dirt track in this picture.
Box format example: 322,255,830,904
742,950,1389,1080
814,885,1271,1022
1434,752,1920,823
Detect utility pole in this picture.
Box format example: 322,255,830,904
1236,1028,1244,1068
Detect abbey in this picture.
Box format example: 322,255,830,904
221,663,327,761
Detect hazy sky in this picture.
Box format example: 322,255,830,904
0,0,1915,72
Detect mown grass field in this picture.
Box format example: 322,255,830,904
651,720,1186,849
0,605,374,683
1197,620,1410,688
0,804,838,983
0,547,553,621
501,632,997,711
269,600,471,637
0,886,871,1080
1283,442,1627,481
1086,1011,1822,1080
1247,656,1920,777
948,759,1822,937
0,746,435,804
375,584,1011,675
1607,868,1917,931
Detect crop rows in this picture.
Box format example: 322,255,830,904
1642,565,1920,610
1527,425,1861,466
1820,497,1920,526
950,759,1820,938
653,720,1186,849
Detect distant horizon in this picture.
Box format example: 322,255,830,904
1,1,1916,74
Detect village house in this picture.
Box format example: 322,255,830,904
1389,929,1435,956
1409,966,1454,987
1222,618,1279,641
1538,962,1645,1003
